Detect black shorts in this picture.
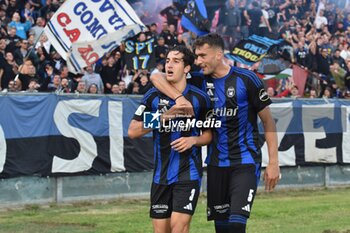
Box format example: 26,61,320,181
207,164,261,221
150,180,201,219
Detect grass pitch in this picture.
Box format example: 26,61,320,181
0,188,349,233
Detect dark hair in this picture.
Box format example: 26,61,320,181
166,45,195,67
252,1,259,7
194,33,225,51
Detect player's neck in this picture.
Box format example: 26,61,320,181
170,76,187,94
212,62,231,79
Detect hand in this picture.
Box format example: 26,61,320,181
171,137,196,153
264,162,280,192
175,95,194,116
47,67,53,76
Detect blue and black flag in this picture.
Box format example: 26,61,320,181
226,35,283,66
181,0,210,36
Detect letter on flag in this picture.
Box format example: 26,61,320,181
226,35,282,66
44,0,145,73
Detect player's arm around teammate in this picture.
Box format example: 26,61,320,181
150,72,195,116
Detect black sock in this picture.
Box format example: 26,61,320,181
228,222,246,233
228,214,247,233
215,220,230,233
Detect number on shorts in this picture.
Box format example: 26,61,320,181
189,189,196,201
247,189,254,202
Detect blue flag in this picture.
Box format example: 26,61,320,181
226,35,283,66
181,0,210,36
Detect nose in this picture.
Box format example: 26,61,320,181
166,63,172,70
195,57,202,66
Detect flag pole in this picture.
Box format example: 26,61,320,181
14,30,45,82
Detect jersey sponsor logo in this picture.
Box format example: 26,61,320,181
143,110,161,129
213,203,230,214
183,203,193,211
259,89,270,102
135,105,146,116
226,86,235,98
206,107,238,118
241,204,251,212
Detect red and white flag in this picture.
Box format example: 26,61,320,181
44,0,145,73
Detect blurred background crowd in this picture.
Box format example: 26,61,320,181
0,0,350,98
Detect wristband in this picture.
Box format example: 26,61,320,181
174,94,183,101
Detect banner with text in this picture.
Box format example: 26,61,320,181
226,35,282,66
44,0,145,73
0,94,350,178
124,37,156,70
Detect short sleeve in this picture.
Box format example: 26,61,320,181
133,88,157,121
246,72,272,113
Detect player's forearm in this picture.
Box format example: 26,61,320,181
259,108,279,164
150,72,181,99
128,120,152,139
265,130,279,164
263,119,279,164
193,130,212,146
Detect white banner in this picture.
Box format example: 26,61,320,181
44,0,145,73
261,102,296,167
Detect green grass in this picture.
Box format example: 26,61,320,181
0,188,349,233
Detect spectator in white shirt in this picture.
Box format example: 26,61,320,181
82,65,104,94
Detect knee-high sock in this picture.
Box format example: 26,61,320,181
227,214,247,233
215,220,230,233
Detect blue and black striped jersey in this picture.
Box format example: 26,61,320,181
133,84,212,185
189,66,271,167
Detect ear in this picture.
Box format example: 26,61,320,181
184,64,191,74
216,49,224,60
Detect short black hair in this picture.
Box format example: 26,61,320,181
166,45,195,68
252,1,259,7
194,33,225,51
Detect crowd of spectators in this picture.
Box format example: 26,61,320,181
1,0,350,99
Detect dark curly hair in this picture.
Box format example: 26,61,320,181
166,45,195,67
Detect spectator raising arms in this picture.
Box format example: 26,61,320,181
8,12,32,40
